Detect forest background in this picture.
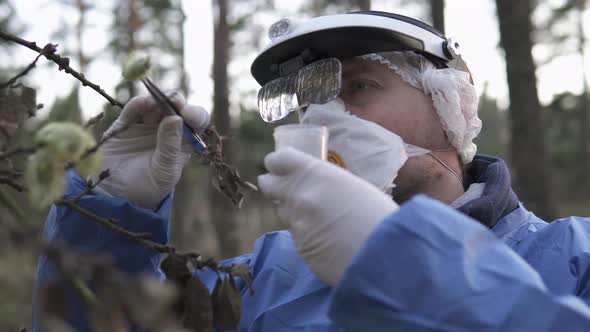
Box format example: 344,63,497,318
1,0,589,330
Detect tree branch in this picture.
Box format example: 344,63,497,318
0,142,44,160
0,30,125,109
0,45,50,89
55,197,153,239
53,176,239,274
0,177,25,191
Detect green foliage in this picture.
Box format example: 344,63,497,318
474,86,508,159
44,87,82,125
109,0,183,79
143,0,174,11
544,92,587,196
304,0,370,15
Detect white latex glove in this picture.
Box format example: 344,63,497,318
94,93,210,210
258,147,399,286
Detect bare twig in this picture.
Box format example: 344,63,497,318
84,112,104,128
0,45,51,89
54,176,238,274
56,198,237,273
0,30,124,109
54,198,153,240
0,169,22,177
0,143,44,160
0,177,25,191
68,169,111,202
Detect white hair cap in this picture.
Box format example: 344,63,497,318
360,51,482,164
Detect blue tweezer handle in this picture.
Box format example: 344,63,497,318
183,125,206,152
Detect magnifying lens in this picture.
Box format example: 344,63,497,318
257,58,342,123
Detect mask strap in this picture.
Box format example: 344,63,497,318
428,152,463,184
405,144,462,183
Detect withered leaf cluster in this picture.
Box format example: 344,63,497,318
201,127,258,208
161,253,248,331
39,245,181,332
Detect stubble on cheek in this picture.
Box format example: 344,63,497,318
390,157,436,204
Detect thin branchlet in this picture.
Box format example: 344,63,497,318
0,30,125,109
0,47,47,89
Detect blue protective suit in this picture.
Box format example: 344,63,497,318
33,155,590,331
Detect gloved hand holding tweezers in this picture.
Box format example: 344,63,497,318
93,91,210,210
141,77,207,152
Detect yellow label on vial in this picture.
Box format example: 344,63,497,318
327,150,346,168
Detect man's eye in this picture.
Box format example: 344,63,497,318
350,81,371,92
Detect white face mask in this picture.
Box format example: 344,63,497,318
300,99,434,192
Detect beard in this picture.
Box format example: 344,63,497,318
390,185,417,204
390,157,437,204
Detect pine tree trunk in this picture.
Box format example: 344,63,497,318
170,0,192,249
496,0,556,219
125,0,140,98
355,0,370,11
430,0,445,34
177,2,189,96
75,0,89,73
209,0,239,258
577,3,590,192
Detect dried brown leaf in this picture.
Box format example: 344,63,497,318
90,267,130,332
39,279,69,325
89,305,129,332
182,277,213,332
201,127,256,208
161,254,191,282
122,275,179,330
212,276,241,330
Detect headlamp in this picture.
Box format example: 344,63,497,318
268,19,292,41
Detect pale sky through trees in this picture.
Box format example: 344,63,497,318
4,0,589,118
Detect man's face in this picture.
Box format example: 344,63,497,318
339,57,453,202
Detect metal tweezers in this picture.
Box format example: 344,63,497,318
141,78,207,152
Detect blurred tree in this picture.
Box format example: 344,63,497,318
306,0,371,15
496,0,556,219
44,87,83,125
536,0,590,191
74,0,90,72
356,0,371,11
51,0,94,73
546,92,581,192
430,0,444,34
575,0,589,191
41,0,91,155
209,0,239,258
0,0,23,44
109,0,188,96
110,0,142,99
474,84,508,159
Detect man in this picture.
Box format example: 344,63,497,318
34,11,590,331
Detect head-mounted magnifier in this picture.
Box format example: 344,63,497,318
252,11,473,123
257,58,341,122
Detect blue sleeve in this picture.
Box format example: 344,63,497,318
33,170,171,331
329,195,590,332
